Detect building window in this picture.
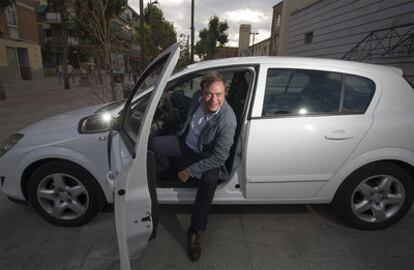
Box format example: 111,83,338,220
273,35,279,49
5,4,18,27
276,14,281,27
304,31,313,45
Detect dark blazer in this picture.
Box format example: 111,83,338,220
177,90,237,180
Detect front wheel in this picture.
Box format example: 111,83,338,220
333,162,414,230
27,161,105,226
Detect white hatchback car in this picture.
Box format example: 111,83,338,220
1,43,414,266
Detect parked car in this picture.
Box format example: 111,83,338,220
2,43,414,267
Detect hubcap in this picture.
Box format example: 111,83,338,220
351,175,405,223
36,173,89,220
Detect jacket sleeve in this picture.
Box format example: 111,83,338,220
186,115,237,179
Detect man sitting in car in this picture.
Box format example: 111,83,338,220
150,71,237,261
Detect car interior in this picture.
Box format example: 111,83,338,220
150,68,254,188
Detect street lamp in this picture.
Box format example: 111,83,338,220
190,0,194,63
250,32,259,56
139,0,144,72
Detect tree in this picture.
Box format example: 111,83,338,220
136,4,177,68
176,34,190,70
48,0,75,90
74,0,127,101
195,16,229,61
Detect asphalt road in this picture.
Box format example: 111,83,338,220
1,78,414,270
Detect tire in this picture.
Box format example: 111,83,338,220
27,161,105,227
333,162,414,230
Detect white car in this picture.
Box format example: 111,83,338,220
2,43,414,268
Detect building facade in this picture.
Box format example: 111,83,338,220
287,0,414,82
34,0,78,71
111,6,140,82
269,0,318,56
214,47,239,59
0,0,43,80
249,37,271,56
34,1,140,81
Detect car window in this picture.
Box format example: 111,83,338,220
343,75,375,113
169,76,202,97
263,69,342,116
122,56,168,145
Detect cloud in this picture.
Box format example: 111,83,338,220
130,0,280,48
225,9,268,24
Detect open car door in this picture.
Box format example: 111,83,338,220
108,43,180,270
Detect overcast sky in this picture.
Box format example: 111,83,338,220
129,0,282,47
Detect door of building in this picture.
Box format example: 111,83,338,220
6,47,20,80
17,48,31,80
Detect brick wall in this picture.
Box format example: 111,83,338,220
16,1,39,42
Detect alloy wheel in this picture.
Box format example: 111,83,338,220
351,174,405,223
36,173,89,220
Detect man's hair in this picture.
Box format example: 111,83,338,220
200,71,226,90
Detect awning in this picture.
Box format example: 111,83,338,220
36,5,48,15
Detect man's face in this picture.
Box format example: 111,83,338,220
202,80,226,113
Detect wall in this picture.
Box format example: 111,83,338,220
250,38,270,56
270,0,319,56
215,47,239,59
288,0,414,58
269,2,283,55
287,0,414,80
0,0,43,80
16,1,39,43
0,38,43,80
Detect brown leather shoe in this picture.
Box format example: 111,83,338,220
187,231,201,261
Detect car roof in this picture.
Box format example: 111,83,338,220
183,56,403,76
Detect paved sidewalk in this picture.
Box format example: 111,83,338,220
0,77,101,141
1,78,414,270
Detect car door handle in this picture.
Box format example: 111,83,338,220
325,130,354,140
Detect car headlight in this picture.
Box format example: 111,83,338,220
78,112,115,133
0,133,24,157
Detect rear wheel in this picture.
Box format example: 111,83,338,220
27,161,105,226
333,162,414,230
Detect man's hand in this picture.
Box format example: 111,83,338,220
177,169,191,183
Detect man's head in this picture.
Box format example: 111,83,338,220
200,71,226,113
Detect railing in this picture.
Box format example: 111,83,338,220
342,23,414,61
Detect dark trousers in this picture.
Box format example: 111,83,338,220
150,135,219,232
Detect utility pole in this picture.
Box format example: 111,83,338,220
139,0,144,73
190,0,194,63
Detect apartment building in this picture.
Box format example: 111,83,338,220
0,0,43,80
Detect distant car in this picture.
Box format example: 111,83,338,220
2,44,414,265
